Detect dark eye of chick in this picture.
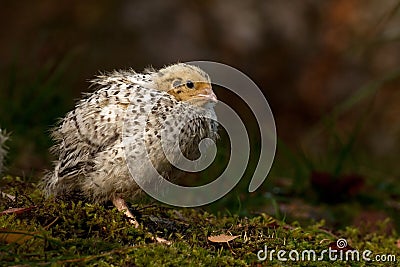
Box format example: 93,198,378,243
185,80,194,89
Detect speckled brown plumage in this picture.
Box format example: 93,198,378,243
43,63,218,226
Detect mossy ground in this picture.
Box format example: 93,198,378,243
0,176,398,266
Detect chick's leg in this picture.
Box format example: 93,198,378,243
112,197,140,228
112,196,171,245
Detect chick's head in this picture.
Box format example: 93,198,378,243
153,63,217,107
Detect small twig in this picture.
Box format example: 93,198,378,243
43,217,59,229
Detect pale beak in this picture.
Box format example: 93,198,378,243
197,88,218,103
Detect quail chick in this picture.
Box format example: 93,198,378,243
44,63,218,227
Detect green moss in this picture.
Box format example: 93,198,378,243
0,176,398,266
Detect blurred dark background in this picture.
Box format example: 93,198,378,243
1,0,400,231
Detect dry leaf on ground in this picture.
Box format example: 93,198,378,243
208,234,239,243
0,206,36,216
0,229,37,244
